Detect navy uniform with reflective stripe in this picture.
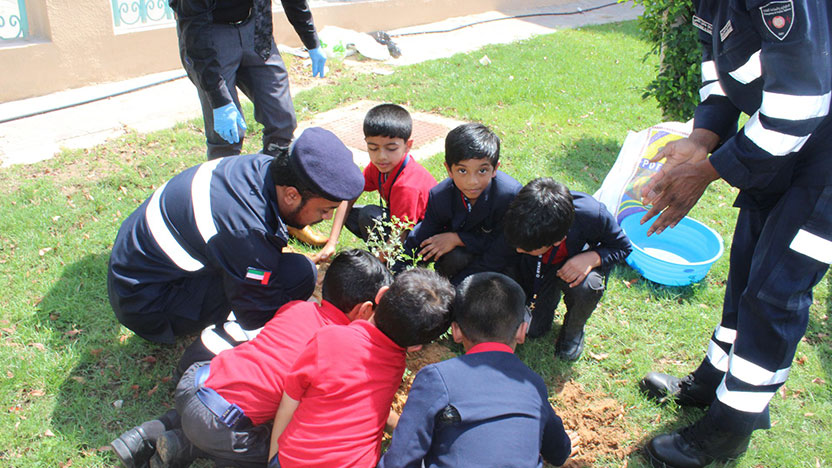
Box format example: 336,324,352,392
107,154,315,344
689,0,832,433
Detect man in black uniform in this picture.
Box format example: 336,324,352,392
170,0,327,159
637,1,832,467
107,127,364,345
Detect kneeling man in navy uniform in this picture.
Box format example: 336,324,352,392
107,127,363,344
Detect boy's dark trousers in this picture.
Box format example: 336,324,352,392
527,269,605,339
345,204,390,242
176,361,271,468
433,248,475,281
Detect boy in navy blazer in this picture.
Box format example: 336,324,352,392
402,123,521,285
504,178,631,361
378,272,576,468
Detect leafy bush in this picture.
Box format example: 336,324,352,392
629,0,700,121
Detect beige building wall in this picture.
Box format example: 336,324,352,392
1,0,566,102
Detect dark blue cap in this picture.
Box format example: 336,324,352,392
289,127,364,201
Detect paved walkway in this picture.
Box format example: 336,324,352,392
0,0,641,167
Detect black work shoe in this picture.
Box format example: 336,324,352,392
154,429,201,468
111,426,155,468
555,328,584,361
639,372,714,408
644,418,750,468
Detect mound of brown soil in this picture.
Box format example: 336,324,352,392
391,342,456,415
556,381,639,467
389,343,638,466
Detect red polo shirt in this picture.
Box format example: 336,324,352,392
363,154,437,226
279,320,407,468
466,342,514,354
203,300,350,426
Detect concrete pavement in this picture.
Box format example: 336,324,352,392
0,0,641,167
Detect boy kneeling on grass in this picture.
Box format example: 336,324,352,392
316,103,438,263
401,123,522,285
269,268,454,468
503,178,631,361
111,249,391,468
378,272,578,468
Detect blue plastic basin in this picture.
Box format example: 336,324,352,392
620,214,724,286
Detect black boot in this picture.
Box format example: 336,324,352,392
110,410,178,468
644,415,751,468
555,325,584,361
639,372,715,408
554,306,593,361
151,428,204,468
111,425,155,468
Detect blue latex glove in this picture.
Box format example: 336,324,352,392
308,47,326,78
212,102,247,144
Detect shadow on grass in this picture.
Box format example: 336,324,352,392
37,252,186,461
548,137,620,193
622,405,745,468
614,260,705,304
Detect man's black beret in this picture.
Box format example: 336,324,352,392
289,127,364,201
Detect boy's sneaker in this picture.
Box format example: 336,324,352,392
152,429,202,468
554,327,585,361
287,226,328,246
110,426,155,468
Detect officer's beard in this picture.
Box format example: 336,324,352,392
283,197,315,229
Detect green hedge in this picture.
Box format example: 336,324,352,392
629,0,700,121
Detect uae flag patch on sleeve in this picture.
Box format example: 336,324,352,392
246,267,271,285
760,0,793,41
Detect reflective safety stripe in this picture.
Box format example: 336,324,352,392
700,81,726,102
192,159,221,243
145,182,205,272
244,326,263,340
223,321,249,342
716,381,774,413
701,61,718,82
713,325,737,344
706,339,730,372
744,112,810,156
790,229,832,264
223,321,264,342
728,50,761,84
730,352,790,386
200,325,235,355
760,91,832,121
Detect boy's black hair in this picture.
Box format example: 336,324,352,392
503,177,575,251
374,268,454,348
363,103,413,141
444,123,500,167
270,152,339,203
454,272,526,345
322,249,393,314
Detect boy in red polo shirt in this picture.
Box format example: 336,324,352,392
314,103,437,263
268,268,455,468
119,250,392,468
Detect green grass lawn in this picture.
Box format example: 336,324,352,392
1,20,829,467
